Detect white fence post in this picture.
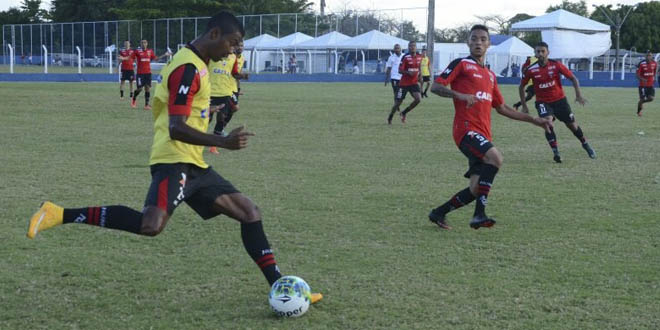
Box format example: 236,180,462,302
589,57,594,80
621,53,628,80
76,46,82,74
7,43,14,74
107,47,112,74
42,44,48,73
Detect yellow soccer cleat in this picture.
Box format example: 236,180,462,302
27,201,64,239
311,293,323,304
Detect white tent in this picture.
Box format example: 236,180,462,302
433,43,470,74
334,30,409,50
511,9,611,74
487,37,533,77
296,31,351,49
244,34,278,49
259,32,314,50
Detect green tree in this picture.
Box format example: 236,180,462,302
49,0,126,22
546,0,588,16
21,0,48,22
508,13,541,47
0,7,29,25
592,2,660,53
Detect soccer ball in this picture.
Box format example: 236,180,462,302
268,275,311,317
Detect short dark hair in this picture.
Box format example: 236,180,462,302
205,11,245,37
536,41,549,49
470,24,489,36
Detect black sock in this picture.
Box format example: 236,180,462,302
401,106,412,115
241,221,282,286
572,126,586,144
545,127,559,154
433,187,476,215
474,164,499,216
145,91,150,105
133,89,141,100
63,205,142,234
213,108,229,135
120,90,124,98
130,91,133,98
513,101,521,108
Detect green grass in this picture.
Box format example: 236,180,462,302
1,82,659,329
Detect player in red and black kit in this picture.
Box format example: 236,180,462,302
131,39,170,110
387,41,423,124
636,51,657,116
520,42,595,163
118,40,135,100
428,25,552,230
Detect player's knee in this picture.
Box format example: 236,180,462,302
243,204,261,223
140,213,168,236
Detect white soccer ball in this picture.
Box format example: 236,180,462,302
268,275,312,318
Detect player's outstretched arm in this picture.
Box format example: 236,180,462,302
430,82,477,107
568,76,587,106
168,115,254,150
495,104,553,132
384,68,391,85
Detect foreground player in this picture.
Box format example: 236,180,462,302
428,25,552,230
118,40,135,100
519,42,595,163
636,51,657,116
419,47,431,97
390,41,423,124
131,39,170,110
27,12,322,304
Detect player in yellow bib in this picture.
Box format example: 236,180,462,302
27,11,322,304
419,47,431,97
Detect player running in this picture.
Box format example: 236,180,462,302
26,11,322,304
512,55,537,110
519,42,595,163
131,39,170,110
118,40,135,100
636,51,657,116
223,40,249,136
391,41,423,124
207,51,239,154
385,44,403,124
419,47,431,98
428,25,552,230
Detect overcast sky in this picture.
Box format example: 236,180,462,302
0,0,648,29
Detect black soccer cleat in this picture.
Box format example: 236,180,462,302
582,143,596,159
553,153,562,163
428,210,451,230
469,214,496,229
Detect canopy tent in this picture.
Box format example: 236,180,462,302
510,9,611,65
258,32,314,50
243,34,278,49
334,30,409,50
296,31,351,49
432,43,469,74
487,37,533,77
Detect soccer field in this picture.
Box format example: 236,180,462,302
1,82,659,329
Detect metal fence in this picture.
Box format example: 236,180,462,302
1,9,428,74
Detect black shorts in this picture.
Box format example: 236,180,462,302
121,70,135,82
144,163,239,220
535,97,574,123
390,79,400,99
458,131,494,178
396,84,421,101
136,73,152,88
422,75,430,82
639,86,655,100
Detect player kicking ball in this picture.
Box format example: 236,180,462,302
519,42,595,163
26,11,322,306
428,25,552,230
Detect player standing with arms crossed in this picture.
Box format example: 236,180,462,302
118,40,135,100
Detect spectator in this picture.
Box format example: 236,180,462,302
353,60,359,74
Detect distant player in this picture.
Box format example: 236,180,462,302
636,51,657,116
428,25,552,230
131,39,170,110
519,42,595,163
512,55,537,110
385,44,403,124
26,11,322,304
419,47,431,98
207,52,238,154
226,40,249,127
390,41,423,124
118,40,135,100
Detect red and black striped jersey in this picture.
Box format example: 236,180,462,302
398,52,423,86
637,60,657,87
521,60,573,103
